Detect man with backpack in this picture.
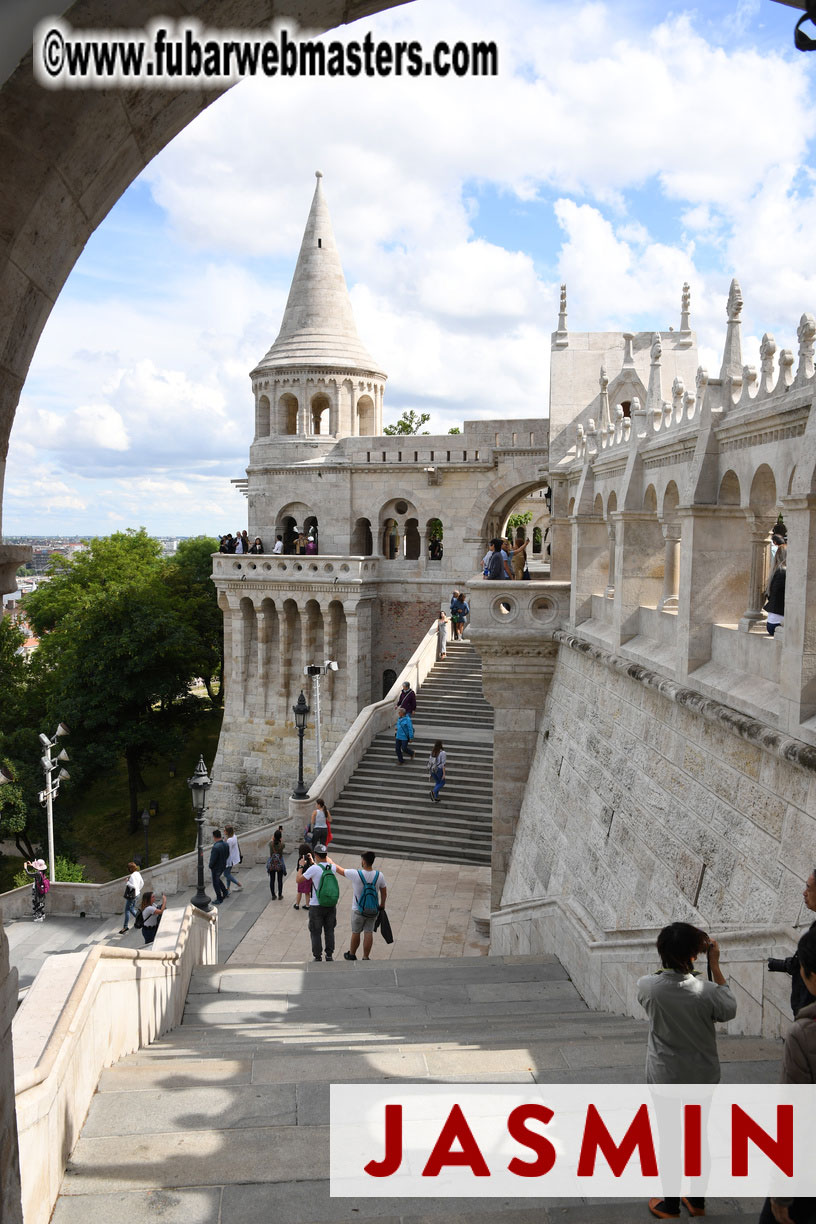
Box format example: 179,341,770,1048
297,843,341,962
341,852,387,962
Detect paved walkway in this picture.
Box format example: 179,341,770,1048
4,851,489,993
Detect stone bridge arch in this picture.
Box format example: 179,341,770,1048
0,0,409,597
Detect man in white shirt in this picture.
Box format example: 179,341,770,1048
119,860,144,933
338,852,388,962
297,843,341,962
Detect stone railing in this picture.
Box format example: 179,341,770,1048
0,820,298,920
491,894,804,1039
212,553,380,583
13,902,217,1224
465,576,571,643
288,614,440,827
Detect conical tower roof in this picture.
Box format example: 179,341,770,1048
255,172,386,376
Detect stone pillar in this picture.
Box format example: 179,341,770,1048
658,523,681,611
0,912,22,1224
605,521,616,599
738,519,772,632
675,506,749,677
471,640,558,910
778,493,816,729
570,515,607,625
344,600,373,718
612,512,665,644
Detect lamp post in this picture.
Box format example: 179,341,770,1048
37,723,70,884
187,754,212,911
292,690,310,800
141,809,150,870
303,660,339,776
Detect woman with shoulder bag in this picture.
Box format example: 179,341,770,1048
139,890,166,945
119,860,144,933
428,741,447,804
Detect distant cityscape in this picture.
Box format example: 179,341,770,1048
4,535,188,577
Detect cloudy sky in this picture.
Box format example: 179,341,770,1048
5,0,816,536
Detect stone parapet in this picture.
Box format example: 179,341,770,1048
213,552,379,587
13,903,217,1224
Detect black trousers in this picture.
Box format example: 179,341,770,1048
309,905,337,959
759,1201,816,1223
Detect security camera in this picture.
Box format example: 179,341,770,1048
39,733,52,748
325,660,339,672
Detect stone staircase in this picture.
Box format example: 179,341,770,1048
55,954,775,1223
330,640,494,866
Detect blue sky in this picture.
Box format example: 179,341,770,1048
5,0,816,535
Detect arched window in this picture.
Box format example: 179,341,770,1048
311,393,331,435
382,669,397,699
382,518,399,559
532,526,542,555
351,517,373,556
427,518,443,560
279,393,298,435
404,518,421,560
257,394,270,437
357,394,375,434
304,516,319,554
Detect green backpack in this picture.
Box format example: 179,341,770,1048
315,863,339,907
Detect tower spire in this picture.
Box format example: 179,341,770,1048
258,172,385,374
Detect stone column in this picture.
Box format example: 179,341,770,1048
612,512,665,644
470,639,558,910
605,521,616,599
343,600,373,718
569,515,607,625
778,493,816,730
738,519,772,632
675,506,749,677
658,523,681,611
0,912,22,1224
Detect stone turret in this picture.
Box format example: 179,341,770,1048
249,172,387,454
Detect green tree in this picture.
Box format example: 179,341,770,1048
0,618,44,858
447,426,461,435
25,530,200,833
164,536,223,707
507,511,533,535
383,410,431,436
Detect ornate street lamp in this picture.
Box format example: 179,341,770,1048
292,690,310,800
187,755,213,911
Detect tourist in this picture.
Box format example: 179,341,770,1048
267,843,286,899
428,740,447,803
23,858,49,923
223,824,244,891
450,590,469,640
118,860,144,933
311,797,331,846
512,530,528,581
637,923,736,1219
139,890,166,945
765,545,786,636
220,533,235,554
234,531,245,555
396,679,416,717
435,608,449,658
768,866,816,1015
272,534,284,554
297,844,341,962
340,852,388,961
759,926,816,1224
293,842,312,911
249,536,265,554
501,537,515,578
269,825,285,858
208,829,230,905
240,530,250,553
395,706,415,764
485,538,506,580
306,530,318,554
294,532,307,555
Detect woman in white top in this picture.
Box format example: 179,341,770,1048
428,740,447,803
435,610,449,659
119,860,144,933
223,824,244,891
139,890,166,945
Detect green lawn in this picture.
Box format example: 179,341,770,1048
53,707,224,882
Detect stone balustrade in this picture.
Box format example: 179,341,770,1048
212,553,380,584
465,577,571,643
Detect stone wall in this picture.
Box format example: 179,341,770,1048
497,637,816,1035
371,595,441,701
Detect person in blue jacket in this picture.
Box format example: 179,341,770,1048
395,707,415,764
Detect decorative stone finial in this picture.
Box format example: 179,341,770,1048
650,333,662,364
315,170,323,178
557,284,567,332
622,332,635,366
727,278,743,322
759,333,776,394
796,312,816,382
680,282,691,332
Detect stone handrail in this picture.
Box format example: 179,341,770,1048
465,576,571,641
289,613,440,826
13,902,217,1224
213,553,380,582
491,894,804,1039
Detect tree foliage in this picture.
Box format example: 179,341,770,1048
0,618,43,857
24,530,202,832
383,410,431,436
507,511,533,534
447,426,461,435
164,536,223,706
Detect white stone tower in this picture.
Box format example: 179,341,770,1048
249,171,387,474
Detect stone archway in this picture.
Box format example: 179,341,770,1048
0,0,410,595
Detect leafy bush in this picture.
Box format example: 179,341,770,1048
12,854,87,889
